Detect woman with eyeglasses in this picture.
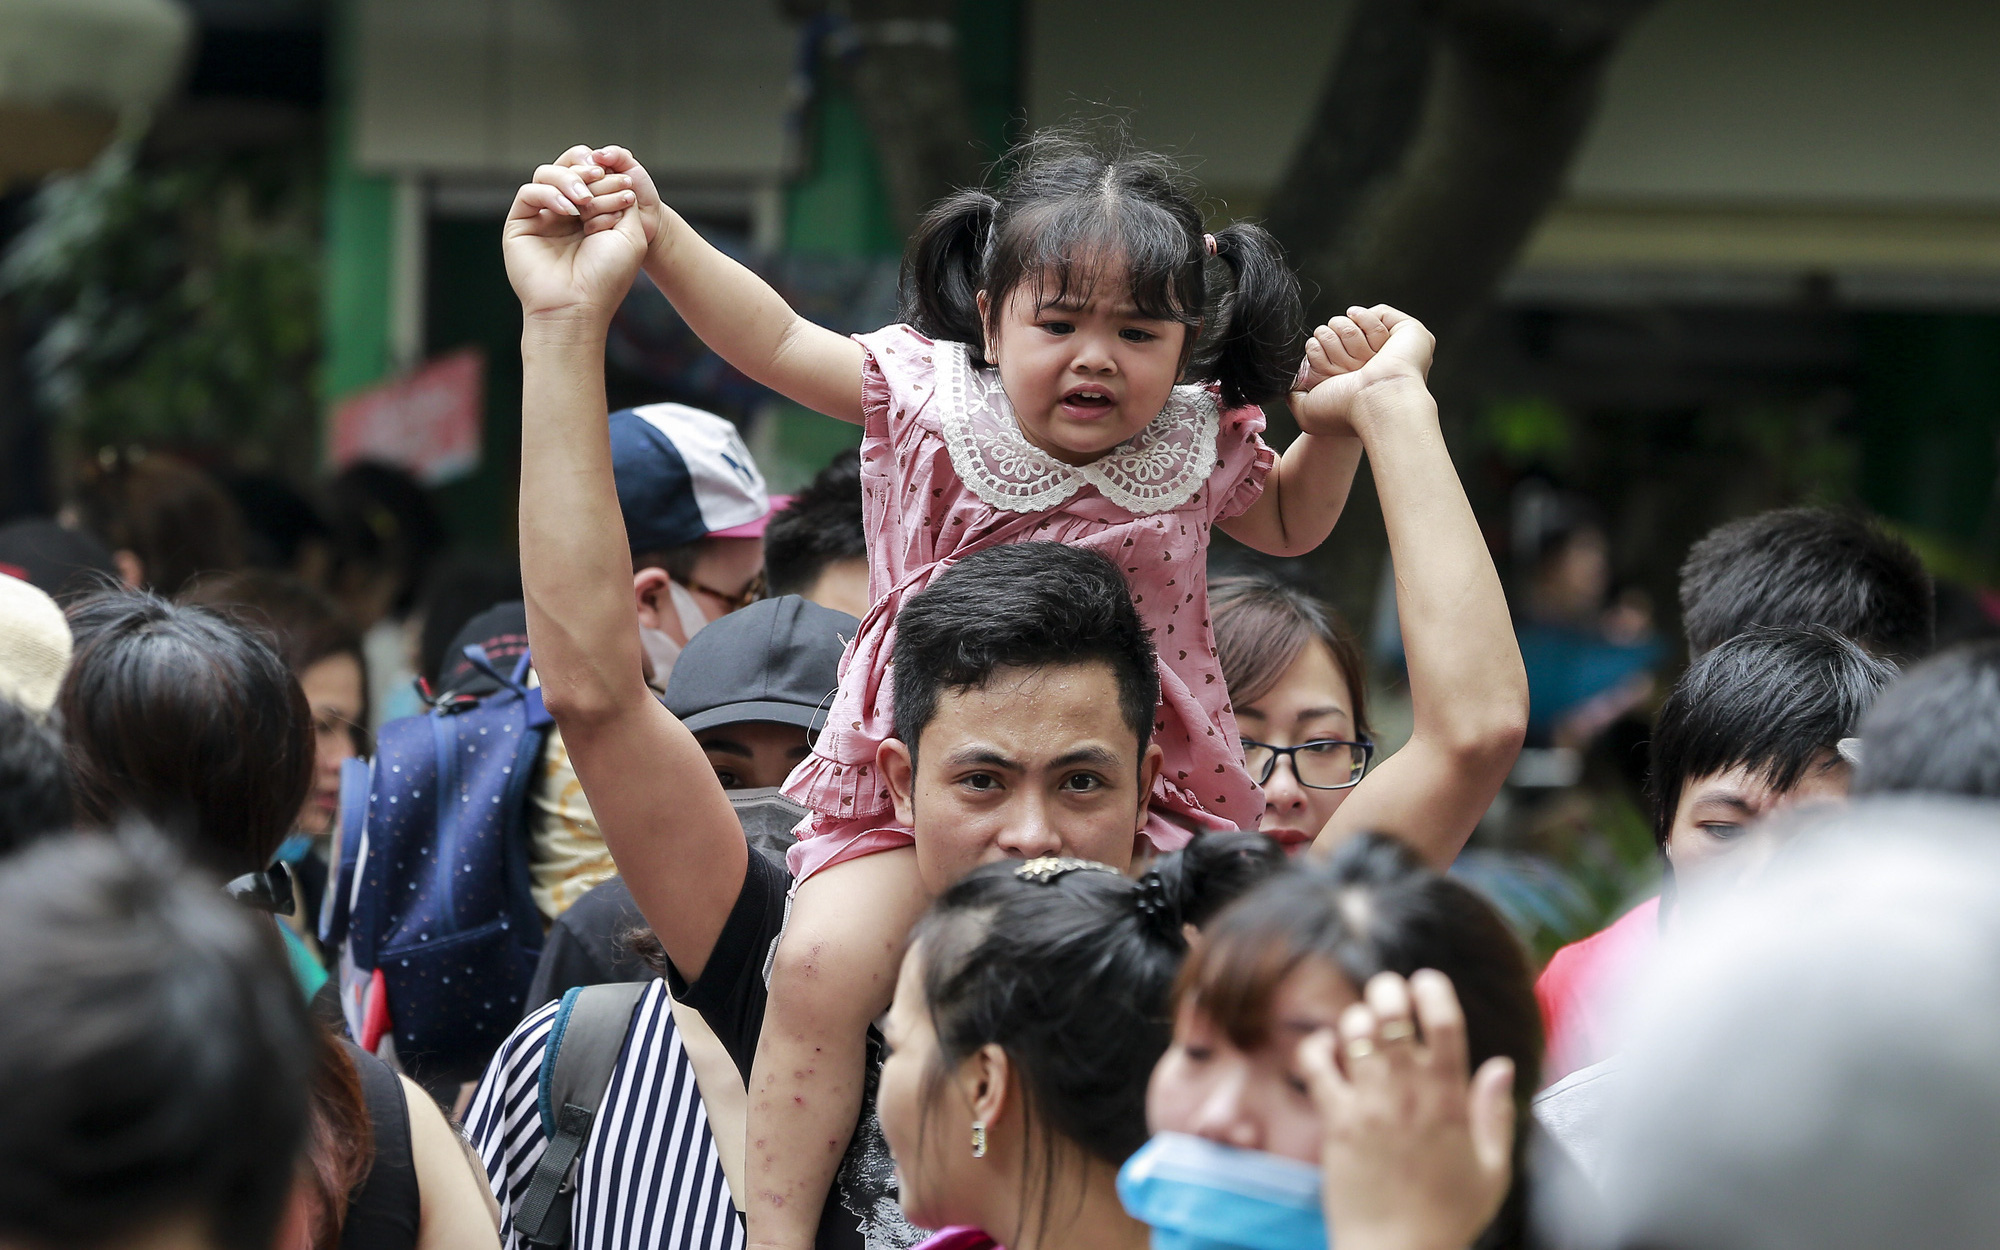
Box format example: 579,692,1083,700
1211,411,1524,866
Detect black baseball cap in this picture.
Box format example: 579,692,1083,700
0,518,118,602
666,595,856,734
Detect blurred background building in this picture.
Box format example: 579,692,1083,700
3,0,1997,949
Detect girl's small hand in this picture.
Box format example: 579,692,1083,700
1289,305,1435,438
559,145,669,247
1299,970,1515,1250
502,154,648,324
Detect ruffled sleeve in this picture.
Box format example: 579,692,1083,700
852,323,942,442
1211,400,1277,522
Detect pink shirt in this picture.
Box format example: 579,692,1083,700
783,324,1274,879
1536,895,1660,1083
912,1230,1000,1250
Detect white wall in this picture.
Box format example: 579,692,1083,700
353,0,795,181
1572,0,2000,206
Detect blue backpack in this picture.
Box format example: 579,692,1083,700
324,646,552,1082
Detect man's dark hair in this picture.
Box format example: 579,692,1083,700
323,461,447,619
892,543,1158,752
765,448,866,598
0,698,70,854
60,589,313,877
1649,625,1896,847
1679,508,1934,662
0,829,311,1250
1852,640,2000,799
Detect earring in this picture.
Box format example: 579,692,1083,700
971,1120,987,1159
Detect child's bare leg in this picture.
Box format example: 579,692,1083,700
746,847,930,1250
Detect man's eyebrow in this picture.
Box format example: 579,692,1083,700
1051,745,1122,769
699,738,751,758
1689,792,1759,816
941,747,1022,771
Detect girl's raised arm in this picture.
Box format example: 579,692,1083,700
1302,309,1527,866
504,165,748,983
555,146,867,424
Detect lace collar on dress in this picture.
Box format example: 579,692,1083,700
934,340,1221,516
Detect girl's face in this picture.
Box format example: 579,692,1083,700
878,943,979,1231
981,260,1190,467
1233,639,1361,853
1146,957,1358,1163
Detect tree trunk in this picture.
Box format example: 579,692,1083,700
1260,3,1434,276
1258,0,1656,622
1266,0,1658,336
828,0,987,236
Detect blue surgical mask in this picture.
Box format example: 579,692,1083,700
1117,1132,1328,1250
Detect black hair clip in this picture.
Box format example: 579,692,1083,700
223,862,296,917
1015,856,1118,886
1132,870,1173,921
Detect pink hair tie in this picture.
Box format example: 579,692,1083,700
1203,233,1217,257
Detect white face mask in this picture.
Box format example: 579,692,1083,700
638,579,711,690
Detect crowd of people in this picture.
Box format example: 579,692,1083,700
0,124,1996,1250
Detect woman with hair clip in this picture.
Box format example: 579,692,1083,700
57,588,499,1250
874,832,1287,1250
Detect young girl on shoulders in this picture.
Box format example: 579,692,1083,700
513,127,1441,1249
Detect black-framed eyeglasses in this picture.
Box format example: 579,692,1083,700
1241,738,1375,791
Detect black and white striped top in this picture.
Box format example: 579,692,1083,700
466,980,745,1250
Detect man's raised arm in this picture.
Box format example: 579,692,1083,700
507,160,747,981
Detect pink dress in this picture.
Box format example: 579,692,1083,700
783,324,1274,880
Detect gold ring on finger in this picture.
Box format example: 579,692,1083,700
1345,1037,1377,1061
1379,1021,1417,1044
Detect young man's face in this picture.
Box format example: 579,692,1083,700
1665,750,1851,892
879,660,1163,894
695,720,811,791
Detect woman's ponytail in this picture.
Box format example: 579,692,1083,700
1142,830,1290,940
900,188,997,351
1203,222,1305,410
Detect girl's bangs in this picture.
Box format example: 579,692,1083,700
1007,198,1201,326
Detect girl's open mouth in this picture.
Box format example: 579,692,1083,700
1060,386,1116,418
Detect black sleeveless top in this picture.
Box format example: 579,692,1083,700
341,1041,422,1250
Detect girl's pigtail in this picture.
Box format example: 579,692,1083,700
900,188,999,353
1206,222,1305,409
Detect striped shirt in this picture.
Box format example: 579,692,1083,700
466,980,745,1250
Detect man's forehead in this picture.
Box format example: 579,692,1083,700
1687,750,1843,806
923,660,1140,757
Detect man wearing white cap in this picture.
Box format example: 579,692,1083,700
527,402,783,917
606,402,782,680
0,572,72,717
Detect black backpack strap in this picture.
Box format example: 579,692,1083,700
513,982,649,1248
